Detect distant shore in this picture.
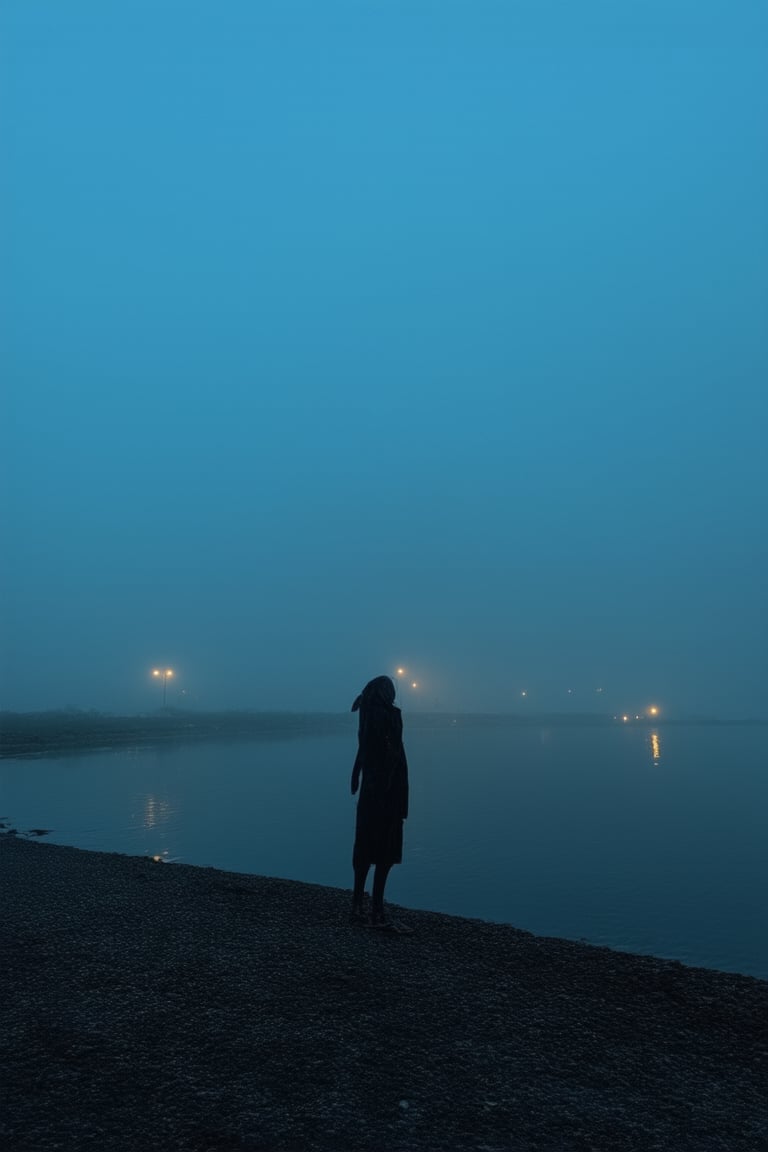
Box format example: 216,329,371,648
2,834,766,1151
0,709,352,758
1,708,762,759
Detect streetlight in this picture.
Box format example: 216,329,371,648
395,667,420,702
152,668,174,707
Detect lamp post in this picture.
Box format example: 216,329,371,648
152,668,174,707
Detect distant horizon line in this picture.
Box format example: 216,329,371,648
1,706,766,726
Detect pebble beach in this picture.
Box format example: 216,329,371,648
2,834,766,1152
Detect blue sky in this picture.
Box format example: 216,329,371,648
1,0,766,716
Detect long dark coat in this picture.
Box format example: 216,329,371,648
351,701,409,869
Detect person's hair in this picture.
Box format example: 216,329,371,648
351,675,396,712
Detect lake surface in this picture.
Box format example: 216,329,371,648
2,720,766,980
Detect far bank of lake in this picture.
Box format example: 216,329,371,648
1,707,759,759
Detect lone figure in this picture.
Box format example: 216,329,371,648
350,675,410,930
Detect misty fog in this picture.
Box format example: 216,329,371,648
2,2,765,719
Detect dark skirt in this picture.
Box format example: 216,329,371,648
352,789,404,869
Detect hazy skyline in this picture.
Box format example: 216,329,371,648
2,1,766,718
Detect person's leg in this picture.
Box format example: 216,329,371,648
352,863,370,917
371,862,392,922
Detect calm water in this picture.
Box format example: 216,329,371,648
2,720,766,980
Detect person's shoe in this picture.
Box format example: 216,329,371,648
349,903,366,924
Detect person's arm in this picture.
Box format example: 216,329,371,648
395,713,409,819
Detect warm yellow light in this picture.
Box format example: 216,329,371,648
396,668,405,676
166,669,174,677
622,715,629,722
411,681,418,689
648,705,659,716
152,669,160,677
651,732,661,761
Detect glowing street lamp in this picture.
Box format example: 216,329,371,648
395,667,419,700
152,668,174,706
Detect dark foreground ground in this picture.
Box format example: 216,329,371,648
1,837,766,1152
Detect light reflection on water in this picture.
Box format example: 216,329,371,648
142,794,173,830
1,722,766,980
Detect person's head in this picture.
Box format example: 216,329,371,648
351,675,396,712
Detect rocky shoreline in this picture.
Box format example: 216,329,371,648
2,835,766,1151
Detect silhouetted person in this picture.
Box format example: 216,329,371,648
350,675,410,931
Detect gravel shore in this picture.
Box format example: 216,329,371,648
2,835,766,1152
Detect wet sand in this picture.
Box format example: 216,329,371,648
2,835,766,1151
